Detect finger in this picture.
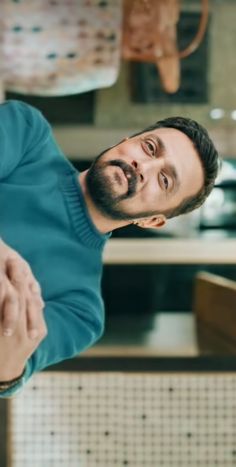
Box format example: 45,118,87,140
26,295,45,340
1,290,19,337
3,262,26,333
7,257,43,302
0,272,6,310
29,280,42,296
19,259,38,285
6,258,25,287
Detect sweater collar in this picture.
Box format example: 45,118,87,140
61,169,111,250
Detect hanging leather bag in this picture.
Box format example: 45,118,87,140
122,0,209,93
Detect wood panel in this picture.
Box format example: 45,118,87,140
193,271,236,354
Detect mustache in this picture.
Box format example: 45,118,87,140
108,159,138,196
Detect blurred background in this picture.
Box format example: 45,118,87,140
1,1,236,466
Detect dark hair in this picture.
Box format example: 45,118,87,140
132,116,220,219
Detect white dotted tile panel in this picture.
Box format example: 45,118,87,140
8,372,236,467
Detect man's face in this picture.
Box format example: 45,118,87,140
86,127,204,221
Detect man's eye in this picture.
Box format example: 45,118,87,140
161,173,169,190
146,140,156,156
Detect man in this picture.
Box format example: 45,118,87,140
0,100,219,397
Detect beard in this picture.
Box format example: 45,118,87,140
85,149,159,221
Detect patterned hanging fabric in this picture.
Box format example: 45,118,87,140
1,0,122,96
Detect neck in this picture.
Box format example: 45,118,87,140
78,170,131,234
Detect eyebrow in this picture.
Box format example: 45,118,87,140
149,133,181,194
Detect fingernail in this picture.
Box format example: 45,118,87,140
29,329,39,339
3,329,13,337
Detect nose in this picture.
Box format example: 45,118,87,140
131,158,160,184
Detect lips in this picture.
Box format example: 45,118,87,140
118,164,135,183
123,167,132,181
117,165,128,183
117,166,136,192
109,159,138,196
118,166,132,185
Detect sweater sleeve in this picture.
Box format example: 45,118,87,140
0,294,105,398
0,100,51,180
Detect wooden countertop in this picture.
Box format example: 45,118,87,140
103,238,236,264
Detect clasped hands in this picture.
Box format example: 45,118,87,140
0,239,47,381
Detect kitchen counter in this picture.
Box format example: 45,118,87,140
103,236,236,264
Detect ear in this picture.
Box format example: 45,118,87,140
133,215,166,230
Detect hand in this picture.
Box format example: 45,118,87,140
0,238,45,339
0,292,48,381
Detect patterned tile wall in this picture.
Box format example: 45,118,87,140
8,372,236,467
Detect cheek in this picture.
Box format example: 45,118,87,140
135,183,161,210
144,180,161,202
140,182,175,213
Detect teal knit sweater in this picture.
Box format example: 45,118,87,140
0,100,109,397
